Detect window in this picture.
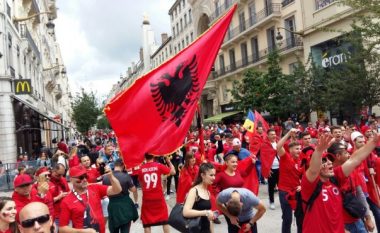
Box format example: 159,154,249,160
165,48,168,57
238,11,246,33
174,9,177,18
170,13,173,21
182,40,185,49
222,85,228,101
219,54,225,74
251,36,259,62
266,27,276,52
180,19,183,32
178,3,181,12
8,33,13,69
176,23,179,35
229,49,236,70
184,13,187,26
170,45,172,54
315,0,335,10
182,0,185,7
6,3,11,18
190,32,193,41
186,35,189,45
248,2,256,26
172,27,176,36
215,1,220,17
224,0,232,9
178,43,181,50
264,0,273,16
289,62,298,74
284,16,296,47
174,46,177,53
189,9,192,23
282,0,295,7
241,42,248,66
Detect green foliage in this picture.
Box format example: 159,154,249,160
97,114,111,129
71,90,100,134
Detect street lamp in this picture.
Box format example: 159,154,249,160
43,64,67,75
275,26,304,41
13,11,53,23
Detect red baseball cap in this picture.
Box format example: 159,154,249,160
69,165,87,178
14,174,33,188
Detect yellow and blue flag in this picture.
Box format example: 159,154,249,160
243,110,255,133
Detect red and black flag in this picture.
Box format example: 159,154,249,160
105,5,237,168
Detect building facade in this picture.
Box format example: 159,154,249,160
0,0,72,162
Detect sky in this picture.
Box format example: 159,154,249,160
55,1,174,102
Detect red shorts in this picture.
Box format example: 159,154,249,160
141,198,169,227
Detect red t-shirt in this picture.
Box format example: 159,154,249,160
68,155,80,168
59,184,108,233
137,162,170,200
278,152,302,193
301,166,347,233
86,167,100,183
0,229,11,233
214,171,245,193
49,177,70,219
12,188,51,220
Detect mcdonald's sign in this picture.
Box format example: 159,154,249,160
15,79,32,95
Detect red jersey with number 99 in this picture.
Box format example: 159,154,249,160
138,161,170,200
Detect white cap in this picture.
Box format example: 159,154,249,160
351,131,363,142
232,138,241,146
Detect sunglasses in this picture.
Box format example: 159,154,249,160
74,175,88,183
21,214,50,228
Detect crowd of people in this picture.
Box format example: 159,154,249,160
1,116,380,233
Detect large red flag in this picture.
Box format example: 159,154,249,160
260,140,277,178
105,5,237,168
254,110,269,135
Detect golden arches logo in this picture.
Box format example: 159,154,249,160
15,80,31,94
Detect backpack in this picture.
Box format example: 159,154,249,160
295,177,366,219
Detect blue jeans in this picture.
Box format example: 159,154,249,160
279,191,302,233
367,197,380,230
345,219,367,233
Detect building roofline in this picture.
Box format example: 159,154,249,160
151,36,172,58
168,0,181,15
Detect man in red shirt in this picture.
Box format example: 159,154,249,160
12,174,50,220
59,165,121,233
302,133,379,233
276,128,303,233
137,153,175,233
48,164,70,226
80,155,101,183
18,202,53,233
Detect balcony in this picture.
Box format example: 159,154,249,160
221,4,282,49
55,84,62,100
45,80,56,93
20,24,41,61
215,36,303,79
282,0,295,7
209,0,237,23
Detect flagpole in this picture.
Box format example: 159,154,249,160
197,104,205,161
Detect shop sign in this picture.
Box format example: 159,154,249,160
15,79,32,94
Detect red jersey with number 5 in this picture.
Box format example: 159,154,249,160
137,161,170,200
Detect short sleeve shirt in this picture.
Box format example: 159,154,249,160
103,171,134,197
59,184,108,233
301,166,347,233
137,162,170,200
217,188,260,222
278,152,302,192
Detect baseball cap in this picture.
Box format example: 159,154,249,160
69,165,87,178
361,125,371,134
351,131,363,142
232,138,241,146
14,174,33,188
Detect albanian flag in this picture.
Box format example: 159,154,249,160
105,5,237,168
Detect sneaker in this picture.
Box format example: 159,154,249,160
270,203,275,210
213,218,221,224
165,195,170,201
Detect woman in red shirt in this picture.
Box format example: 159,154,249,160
0,197,17,233
176,153,199,204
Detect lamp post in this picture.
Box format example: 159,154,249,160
13,11,52,23
43,64,66,74
275,26,304,41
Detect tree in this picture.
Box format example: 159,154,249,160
97,114,111,129
72,90,100,134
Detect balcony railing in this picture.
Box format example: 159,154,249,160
223,4,281,43
214,36,303,79
282,0,295,7
209,0,237,22
20,24,41,61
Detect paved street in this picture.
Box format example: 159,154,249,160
130,183,297,233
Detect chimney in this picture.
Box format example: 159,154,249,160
132,62,136,72
139,47,144,61
161,33,168,44
127,67,132,76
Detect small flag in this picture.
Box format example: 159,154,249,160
243,110,255,133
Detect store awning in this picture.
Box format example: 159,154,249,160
203,111,242,123
11,95,69,130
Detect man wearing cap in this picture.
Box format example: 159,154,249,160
301,133,379,233
59,165,122,233
228,138,251,161
31,167,54,217
18,202,53,233
276,128,303,233
12,173,50,220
